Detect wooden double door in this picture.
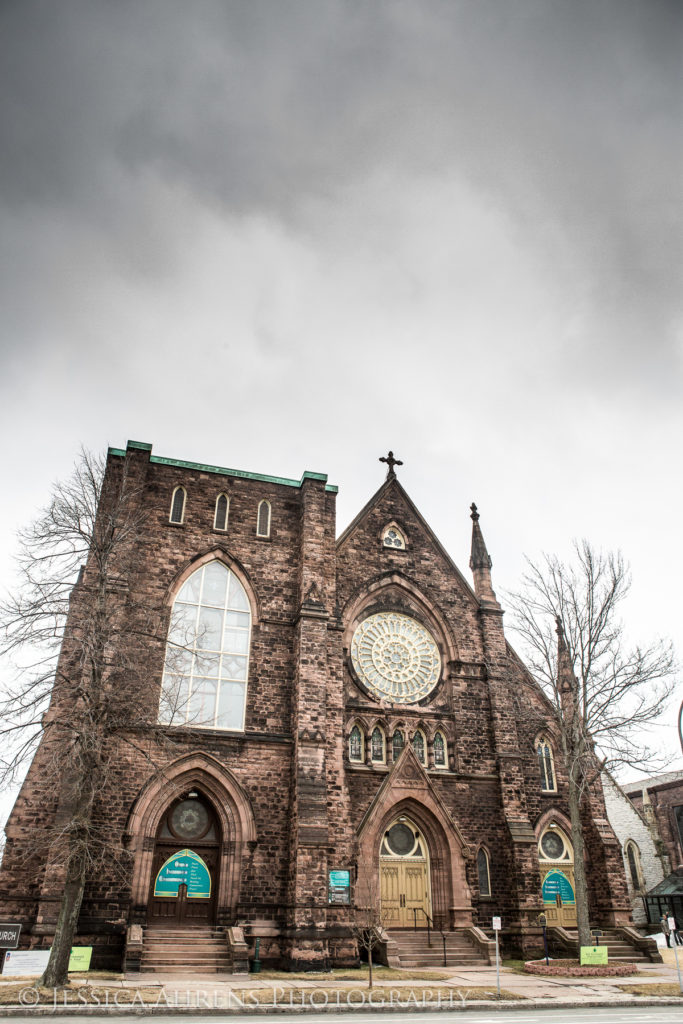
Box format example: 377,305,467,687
147,794,220,926
379,818,432,929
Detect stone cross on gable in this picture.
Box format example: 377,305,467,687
379,451,403,479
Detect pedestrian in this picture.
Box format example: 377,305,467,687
660,914,671,948
672,915,683,947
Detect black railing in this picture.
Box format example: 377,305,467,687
412,906,433,947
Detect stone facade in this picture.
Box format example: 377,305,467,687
624,772,683,873
0,441,632,969
602,774,665,925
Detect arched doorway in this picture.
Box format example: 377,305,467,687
539,823,577,928
148,792,220,926
380,816,432,929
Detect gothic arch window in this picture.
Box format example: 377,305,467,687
412,729,426,766
477,847,491,897
214,494,229,532
537,736,557,792
392,729,405,761
625,840,643,891
370,726,385,763
382,524,406,550
349,725,364,763
256,500,271,538
170,486,186,524
433,731,447,768
159,560,252,731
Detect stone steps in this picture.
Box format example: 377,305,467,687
141,926,232,973
387,929,488,968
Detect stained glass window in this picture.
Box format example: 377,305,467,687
382,526,406,549
170,486,186,524
351,612,441,704
257,500,271,538
214,494,229,531
392,729,404,761
434,732,446,767
412,730,426,764
371,727,385,762
537,738,556,792
477,849,491,896
159,561,251,731
349,725,363,762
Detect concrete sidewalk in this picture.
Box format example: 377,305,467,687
1,950,682,1014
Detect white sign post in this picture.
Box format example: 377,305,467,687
492,917,502,998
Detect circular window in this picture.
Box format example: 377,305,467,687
386,822,417,856
350,612,441,703
170,799,210,841
540,830,565,860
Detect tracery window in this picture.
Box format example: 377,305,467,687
625,841,643,891
537,737,556,792
170,486,186,524
382,525,406,549
392,729,405,761
349,725,364,763
214,494,229,531
477,848,491,896
434,731,447,767
412,730,426,765
370,727,385,763
159,560,251,731
257,500,271,538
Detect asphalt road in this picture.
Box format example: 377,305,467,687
4,1010,683,1024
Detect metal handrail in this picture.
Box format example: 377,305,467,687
412,906,434,947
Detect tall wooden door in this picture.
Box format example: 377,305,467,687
379,818,431,929
539,825,577,928
147,795,220,927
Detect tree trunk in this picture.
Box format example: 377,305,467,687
368,941,373,990
567,769,591,949
40,865,86,988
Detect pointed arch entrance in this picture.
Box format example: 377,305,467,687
148,792,220,925
380,815,432,928
126,753,257,927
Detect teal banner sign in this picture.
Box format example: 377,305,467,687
542,870,575,905
328,869,351,905
154,849,211,899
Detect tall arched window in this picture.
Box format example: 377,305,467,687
159,560,251,731
412,730,426,765
370,727,385,763
477,848,491,896
214,494,229,531
625,841,643,891
392,729,405,761
257,500,271,538
537,737,556,792
349,725,364,763
170,486,186,524
434,731,447,768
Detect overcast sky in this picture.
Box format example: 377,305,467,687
1,0,681,818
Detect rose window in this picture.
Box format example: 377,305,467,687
350,612,441,703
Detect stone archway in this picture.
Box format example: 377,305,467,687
125,752,257,925
356,746,472,929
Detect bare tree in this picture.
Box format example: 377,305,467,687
506,540,677,947
352,860,388,989
0,450,165,988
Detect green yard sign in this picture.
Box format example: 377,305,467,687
68,947,93,971
153,849,211,898
541,870,575,905
580,945,608,965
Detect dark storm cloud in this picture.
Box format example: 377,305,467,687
1,0,681,374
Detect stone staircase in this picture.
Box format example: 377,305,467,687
387,929,489,968
551,927,661,963
140,926,232,973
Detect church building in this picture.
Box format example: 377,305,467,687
0,440,636,971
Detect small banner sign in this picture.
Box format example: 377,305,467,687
154,849,211,898
580,945,608,965
328,869,351,905
542,870,576,905
0,924,21,949
68,946,93,971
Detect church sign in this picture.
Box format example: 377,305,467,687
328,869,351,905
542,870,575,904
153,849,211,898
580,945,608,965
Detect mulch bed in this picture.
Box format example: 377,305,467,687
524,959,638,977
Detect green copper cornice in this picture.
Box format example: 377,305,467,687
107,442,337,492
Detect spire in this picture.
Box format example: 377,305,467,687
556,616,578,722
469,503,498,605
